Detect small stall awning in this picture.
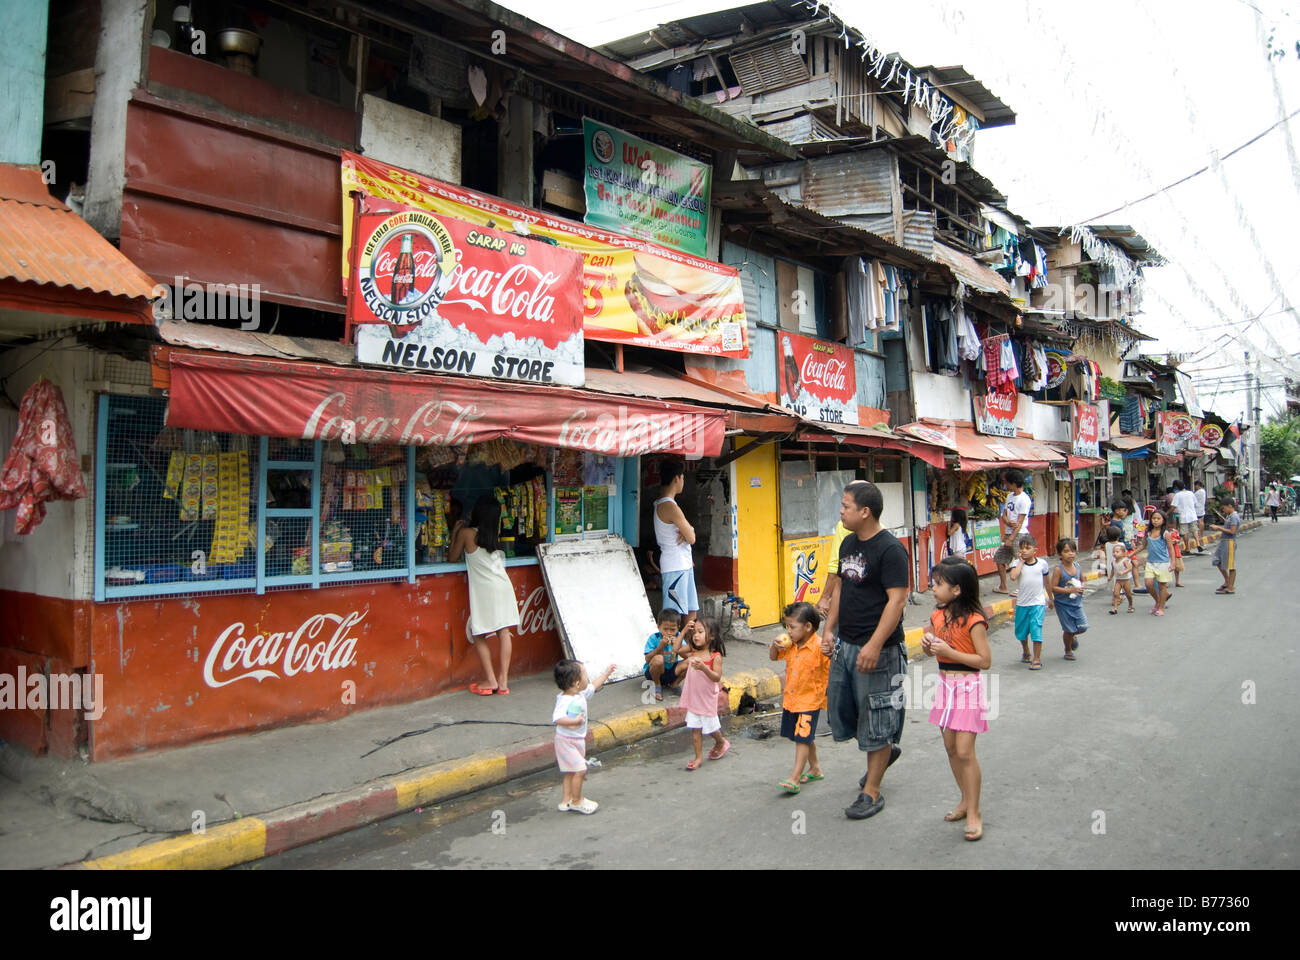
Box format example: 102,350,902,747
1045,442,1107,472
0,164,157,334
944,423,1067,472
163,349,727,457
1105,434,1156,451
797,420,948,469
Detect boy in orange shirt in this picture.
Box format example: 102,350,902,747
769,601,831,794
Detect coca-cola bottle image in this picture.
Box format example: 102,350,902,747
782,335,801,402
391,233,416,306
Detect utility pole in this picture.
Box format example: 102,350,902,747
1253,353,1263,494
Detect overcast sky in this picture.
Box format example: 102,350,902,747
504,0,1300,422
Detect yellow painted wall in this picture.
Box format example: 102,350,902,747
733,438,781,627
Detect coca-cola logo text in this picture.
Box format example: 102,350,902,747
203,611,364,688
986,391,1017,418
517,586,556,637
799,353,849,394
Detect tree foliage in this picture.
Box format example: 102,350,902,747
1260,416,1300,478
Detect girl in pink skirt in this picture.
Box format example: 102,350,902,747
922,560,992,841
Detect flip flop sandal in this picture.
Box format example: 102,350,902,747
1028,662,1043,670
654,686,663,701
944,809,967,822
708,739,731,761
685,759,701,771
799,772,825,784
494,687,510,695
778,779,800,794
1109,609,1118,615
965,825,984,841
1064,653,1077,661
468,682,497,696
1021,654,1032,663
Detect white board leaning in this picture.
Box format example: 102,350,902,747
537,537,656,684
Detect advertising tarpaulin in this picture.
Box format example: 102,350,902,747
1199,422,1224,448
164,351,726,457
973,390,1019,438
1096,398,1111,441
776,331,858,425
349,203,585,387
1157,410,1196,456
782,535,833,607
1108,449,1124,474
341,152,748,358
582,118,711,257
1072,402,1100,458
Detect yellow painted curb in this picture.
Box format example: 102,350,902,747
590,707,669,751
389,751,508,809
84,818,267,870
724,668,783,713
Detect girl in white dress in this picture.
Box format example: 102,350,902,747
449,497,520,695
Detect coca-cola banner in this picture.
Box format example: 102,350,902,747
973,390,1019,438
1157,410,1196,456
165,350,726,458
1072,402,1100,458
776,332,858,425
350,204,585,387
1199,422,1224,448
341,152,749,359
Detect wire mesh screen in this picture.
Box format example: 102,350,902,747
318,442,409,576
102,395,258,595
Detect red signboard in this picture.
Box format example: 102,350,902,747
776,331,858,425
973,390,1019,437
341,152,749,358
1072,402,1100,457
164,350,726,458
1199,422,1224,448
349,204,586,387
1158,410,1196,456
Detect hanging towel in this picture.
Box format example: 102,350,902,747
1032,344,1049,391
845,257,869,345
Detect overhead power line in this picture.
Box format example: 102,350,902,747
1076,107,1300,224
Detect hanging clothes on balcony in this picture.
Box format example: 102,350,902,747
954,294,981,361
881,264,901,332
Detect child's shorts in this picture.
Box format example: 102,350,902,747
929,671,989,734
1146,561,1172,583
1014,604,1045,643
684,711,721,735
554,734,587,773
780,708,820,744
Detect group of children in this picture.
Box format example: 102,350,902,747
551,610,730,814
549,497,1243,832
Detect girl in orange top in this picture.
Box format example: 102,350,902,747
922,559,991,841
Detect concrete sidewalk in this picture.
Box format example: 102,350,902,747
0,521,1260,870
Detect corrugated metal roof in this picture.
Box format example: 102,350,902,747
0,165,157,302
931,241,1012,297
913,65,1016,128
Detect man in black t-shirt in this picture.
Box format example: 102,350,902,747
822,480,910,821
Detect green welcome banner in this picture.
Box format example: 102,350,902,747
583,118,711,257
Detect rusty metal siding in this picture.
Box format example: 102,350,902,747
120,95,347,312
803,150,898,220
900,210,936,258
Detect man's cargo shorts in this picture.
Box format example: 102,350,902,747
827,638,906,753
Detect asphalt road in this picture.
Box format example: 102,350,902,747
247,519,1297,870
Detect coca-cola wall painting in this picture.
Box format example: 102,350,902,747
350,203,586,387
87,571,559,760
776,332,859,425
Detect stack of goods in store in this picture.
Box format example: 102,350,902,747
416,482,451,563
